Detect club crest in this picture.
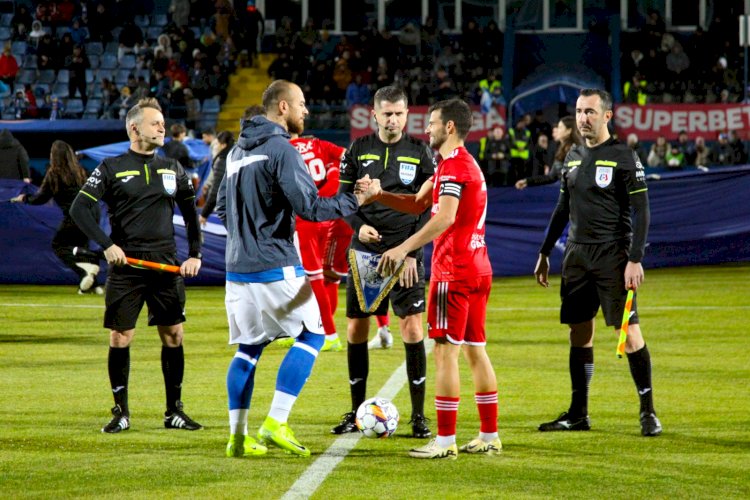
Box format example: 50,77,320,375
399,163,417,185
595,166,613,188
348,249,405,313
162,173,177,194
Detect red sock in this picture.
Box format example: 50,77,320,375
435,396,459,437
324,278,340,316
376,314,390,328
310,278,336,335
475,391,498,433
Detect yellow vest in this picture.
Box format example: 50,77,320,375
508,128,530,160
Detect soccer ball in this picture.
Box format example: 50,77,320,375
355,397,399,438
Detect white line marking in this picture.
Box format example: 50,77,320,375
281,340,434,500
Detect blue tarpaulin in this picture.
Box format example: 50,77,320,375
2,167,749,285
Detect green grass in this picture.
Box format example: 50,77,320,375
1,264,748,499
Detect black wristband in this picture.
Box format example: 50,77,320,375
189,252,202,259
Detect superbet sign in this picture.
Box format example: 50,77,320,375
349,105,506,142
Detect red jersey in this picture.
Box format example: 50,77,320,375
290,137,345,197
431,146,492,281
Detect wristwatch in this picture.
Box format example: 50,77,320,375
189,252,203,260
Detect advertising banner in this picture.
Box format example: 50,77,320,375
615,103,750,141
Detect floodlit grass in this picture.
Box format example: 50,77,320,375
0,264,748,499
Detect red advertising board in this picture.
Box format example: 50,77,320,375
349,105,506,143
615,103,750,141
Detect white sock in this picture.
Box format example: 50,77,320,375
325,333,338,341
436,434,456,448
229,408,248,435
267,391,297,424
480,431,498,442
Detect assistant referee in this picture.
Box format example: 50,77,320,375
70,98,203,434
533,88,662,437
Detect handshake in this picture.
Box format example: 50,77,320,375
353,175,382,206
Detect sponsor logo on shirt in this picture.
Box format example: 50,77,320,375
470,233,486,249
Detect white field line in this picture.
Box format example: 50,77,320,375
280,340,434,500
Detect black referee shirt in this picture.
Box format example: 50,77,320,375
70,149,201,257
339,132,435,254
540,137,650,262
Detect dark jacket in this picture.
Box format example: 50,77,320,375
0,129,30,180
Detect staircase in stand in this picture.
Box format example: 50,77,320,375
216,53,274,135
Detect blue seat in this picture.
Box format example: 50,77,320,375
64,98,85,117
134,15,150,28
100,53,118,69
0,13,12,27
56,69,70,84
202,97,221,114
0,26,10,41
119,54,137,69
146,26,163,41
38,69,56,84
104,41,118,54
52,81,69,98
85,69,95,84
114,69,131,85
23,54,37,68
88,54,99,69
152,14,168,27
18,69,36,85
55,26,70,38
11,41,26,56
86,42,103,56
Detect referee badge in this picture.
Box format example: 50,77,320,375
162,173,177,195
399,163,417,185
595,166,613,188
348,249,406,313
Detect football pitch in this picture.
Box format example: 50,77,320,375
0,264,748,499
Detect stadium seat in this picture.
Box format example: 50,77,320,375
64,98,84,118
86,42,104,56
111,27,122,40
94,70,114,83
100,53,118,70
152,14,168,27
85,97,103,114
190,26,201,38
202,97,221,114
52,81,69,98
11,41,26,56
134,15,150,28
88,54,100,69
85,69,95,84
55,26,70,38
0,26,10,41
136,69,150,81
1,108,15,120
13,54,21,68
104,41,118,54
0,13,12,27
146,26,163,41
114,69,131,85
34,83,50,97
17,69,36,85
38,69,56,84
119,54,137,69
56,69,70,84
23,54,37,68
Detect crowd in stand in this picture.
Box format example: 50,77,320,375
0,0,262,125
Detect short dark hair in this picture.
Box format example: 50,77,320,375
428,98,473,139
170,123,186,137
261,80,296,112
242,104,265,120
217,130,235,147
580,88,613,112
373,86,408,107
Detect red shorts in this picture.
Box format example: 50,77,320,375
295,218,333,276
427,275,492,345
323,218,354,277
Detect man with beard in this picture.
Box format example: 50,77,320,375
534,89,662,437
368,98,500,460
215,80,376,458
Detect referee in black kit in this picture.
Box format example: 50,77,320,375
70,98,204,433
533,89,662,437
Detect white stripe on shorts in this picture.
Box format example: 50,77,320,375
437,281,449,330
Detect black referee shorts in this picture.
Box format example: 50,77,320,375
104,252,186,331
559,240,638,328
346,258,426,319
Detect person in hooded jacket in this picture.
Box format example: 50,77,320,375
0,129,31,182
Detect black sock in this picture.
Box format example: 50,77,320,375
161,345,184,412
347,341,368,411
569,346,594,417
108,346,130,415
627,344,655,414
404,340,426,417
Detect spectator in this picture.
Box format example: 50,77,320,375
675,130,693,162
108,86,135,119
532,133,550,176
728,130,748,165
35,1,57,26
11,90,30,119
37,34,60,70
623,72,648,105
665,43,690,99
88,2,114,43
22,84,39,118
29,20,47,48
647,135,668,167
118,20,144,62
267,51,294,81
431,67,457,101
0,129,31,182
516,115,582,190
207,63,228,102
626,133,647,161
237,3,264,65
692,136,712,167
11,5,34,42
0,43,19,86
528,110,552,144
332,51,353,97
189,59,209,101
54,0,77,25
154,34,173,59
101,78,119,115
478,71,503,109
664,144,685,169
480,126,511,187
162,123,192,170
184,87,201,131
199,130,234,225
69,17,89,45
345,74,370,108
65,45,90,105
712,132,734,166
